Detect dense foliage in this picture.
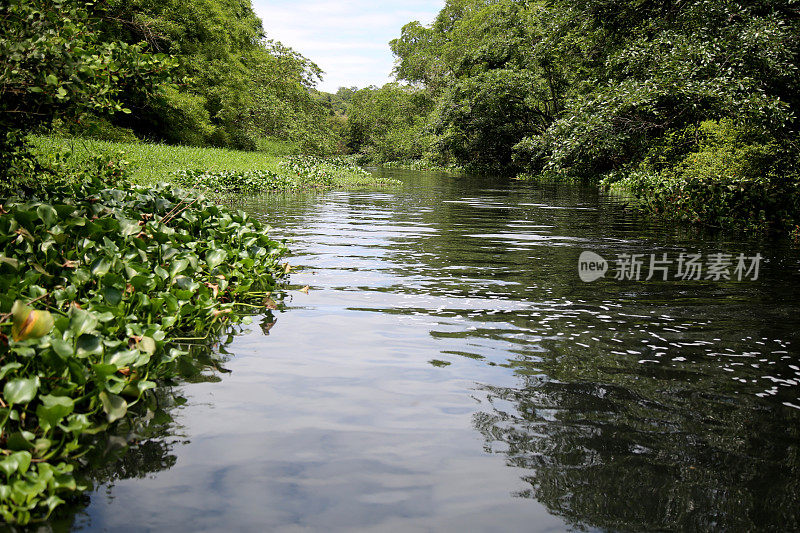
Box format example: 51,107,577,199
88,0,343,152
0,158,288,523
344,84,434,163
0,0,345,153
0,0,174,177
378,0,800,232
173,156,396,193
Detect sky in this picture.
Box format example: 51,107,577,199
250,0,445,92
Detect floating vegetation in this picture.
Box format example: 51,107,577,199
280,156,401,188
173,155,399,193
0,162,288,523
382,160,464,173
173,169,298,193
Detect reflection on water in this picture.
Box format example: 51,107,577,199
61,169,798,531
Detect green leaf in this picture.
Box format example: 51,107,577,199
0,451,32,477
4,377,40,405
37,204,58,226
69,307,98,336
5,432,34,451
60,413,91,434
138,335,156,355
36,395,75,430
0,254,20,270
103,286,123,306
98,391,127,423
137,380,156,395
0,363,23,381
76,334,103,357
50,338,75,359
45,74,58,85
90,257,112,277
108,349,137,368
169,258,189,277
118,218,141,237
206,249,226,269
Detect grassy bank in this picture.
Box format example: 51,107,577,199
27,136,399,189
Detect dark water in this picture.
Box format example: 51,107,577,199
66,170,799,531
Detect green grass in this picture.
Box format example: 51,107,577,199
255,136,302,156
27,135,400,189
28,135,288,185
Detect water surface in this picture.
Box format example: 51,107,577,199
70,169,800,531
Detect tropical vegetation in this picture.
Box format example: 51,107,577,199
341,0,800,234
2,0,800,522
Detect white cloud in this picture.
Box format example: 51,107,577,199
251,0,444,91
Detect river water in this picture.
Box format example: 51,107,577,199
68,169,799,531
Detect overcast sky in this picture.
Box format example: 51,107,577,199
250,0,444,92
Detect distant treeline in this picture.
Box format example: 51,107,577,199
344,0,800,233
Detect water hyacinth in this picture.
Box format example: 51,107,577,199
172,155,397,194
172,169,298,193
0,170,289,523
279,156,399,188
382,159,464,173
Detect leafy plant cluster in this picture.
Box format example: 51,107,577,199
606,120,800,231
382,159,464,173
0,0,175,178
279,156,395,187
342,83,435,164
1,0,347,154
87,0,342,153
173,169,297,193
171,155,396,194
0,160,288,523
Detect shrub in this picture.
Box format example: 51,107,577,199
612,120,800,232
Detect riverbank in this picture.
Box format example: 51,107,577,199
0,151,295,523
27,136,400,190
0,135,400,523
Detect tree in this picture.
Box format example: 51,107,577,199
345,84,434,162
0,0,174,176
93,0,343,152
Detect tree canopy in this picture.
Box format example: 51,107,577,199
373,0,800,231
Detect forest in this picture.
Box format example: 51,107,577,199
4,0,799,232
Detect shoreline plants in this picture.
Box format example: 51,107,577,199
0,156,289,523
174,155,400,193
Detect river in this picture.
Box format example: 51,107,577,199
65,169,799,531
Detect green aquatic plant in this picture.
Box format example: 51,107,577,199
382,159,464,173
173,169,299,193
279,155,363,185
0,167,288,523
173,155,399,194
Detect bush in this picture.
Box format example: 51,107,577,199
65,116,140,144
611,120,800,232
